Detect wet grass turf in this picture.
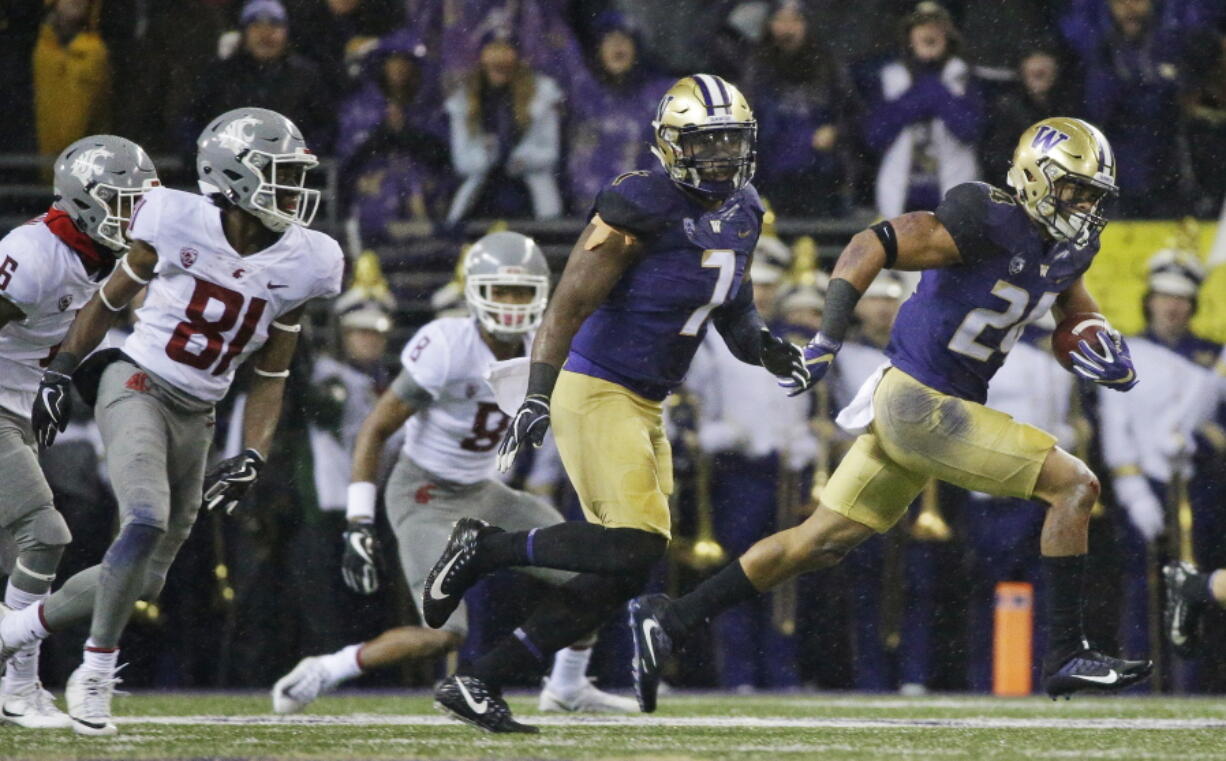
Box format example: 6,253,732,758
4,692,1226,760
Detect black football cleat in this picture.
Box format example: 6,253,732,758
1163,561,1203,659
422,518,492,629
434,675,538,734
1043,649,1152,699
628,594,674,713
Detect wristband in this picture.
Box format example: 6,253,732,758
347,481,377,522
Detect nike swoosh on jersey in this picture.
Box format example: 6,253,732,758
456,679,489,714
269,283,289,290
1073,669,1120,685
429,552,464,601
641,618,661,666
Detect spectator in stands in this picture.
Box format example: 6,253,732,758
1078,0,1186,217
980,48,1077,182
185,0,333,152
1060,0,1224,60
287,0,404,97
1180,24,1226,216
864,2,982,218
444,29,562,224
338,30,451,244
0,1,45,153
32,0,112,160
745,0,861,217
565,13,669,213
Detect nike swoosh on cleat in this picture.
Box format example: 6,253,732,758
641,618,661,667
2,707,24,718
1073,669,1120,685
429,552,464,601
455,680,488,715
72,716,109,730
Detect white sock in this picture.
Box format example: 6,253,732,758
1,587,49,690
318,643,364,687
0,602,50,651
82,640,118,673
548,647,592,694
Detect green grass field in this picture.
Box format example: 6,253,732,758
5,691,1226,761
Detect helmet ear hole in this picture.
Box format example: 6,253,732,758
1023,168,1035,182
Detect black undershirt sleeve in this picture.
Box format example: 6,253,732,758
933,183,1006,267
711,278,766,364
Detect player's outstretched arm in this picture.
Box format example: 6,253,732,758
781,213,960,396
496,214,640,472
31,240,156,447
202,306,303,515
341,388,416,594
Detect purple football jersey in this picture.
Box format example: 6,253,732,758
567,168,764,400
886,182,1099,403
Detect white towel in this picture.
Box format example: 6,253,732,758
484,356,531,416
834,361,891,435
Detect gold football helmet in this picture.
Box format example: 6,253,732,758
652,74,756,199
1007,117,1118,247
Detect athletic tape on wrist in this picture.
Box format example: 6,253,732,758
254,367,290,378
347,482,377,522
271,320,302,333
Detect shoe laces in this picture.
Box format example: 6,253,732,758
30,683,60,713
79,664,129,714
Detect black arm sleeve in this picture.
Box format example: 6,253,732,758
933,182,1007,267
818,277,861,344
711,278,766,365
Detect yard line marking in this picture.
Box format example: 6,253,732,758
113,714,1226,731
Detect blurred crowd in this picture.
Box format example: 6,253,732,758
10,0,1226,696
3,0,1226,248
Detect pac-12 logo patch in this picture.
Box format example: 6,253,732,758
57,295,72,312
180,247,198,268
1009,254,1026,275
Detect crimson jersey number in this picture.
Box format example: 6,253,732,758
460,402,510,452
0,256,17,291
166,278,267,376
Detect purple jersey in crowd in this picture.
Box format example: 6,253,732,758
567,168,765,401
886,182,1099,404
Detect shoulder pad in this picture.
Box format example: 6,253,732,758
934,182,1014,266
738,183,766,217
591,170,678,237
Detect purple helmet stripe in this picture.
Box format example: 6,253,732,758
711,76,731,111
693,75,717,116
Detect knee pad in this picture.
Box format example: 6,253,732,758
11,504,71,554
121,505,170,534
105,521,164,571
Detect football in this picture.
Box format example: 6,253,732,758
1052,311,1111,371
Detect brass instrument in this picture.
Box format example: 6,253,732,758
909,479,953,543
666,392,727,572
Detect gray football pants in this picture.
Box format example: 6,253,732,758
388,457,573,638
42,360,212,647
0,406,71,594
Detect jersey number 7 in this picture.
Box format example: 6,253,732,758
166,277,267,376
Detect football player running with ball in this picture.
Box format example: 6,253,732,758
420,75,809,732
0,108,344,736
629,117,1151,709
271,232,634,717
0,136,158,728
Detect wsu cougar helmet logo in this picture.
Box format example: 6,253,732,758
216,116,262,152
69,147,115,184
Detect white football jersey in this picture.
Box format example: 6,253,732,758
400,316,528,484
123,187,344,402
0,218,106,418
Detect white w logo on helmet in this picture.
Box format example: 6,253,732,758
69,147,115,185
216,116,262,153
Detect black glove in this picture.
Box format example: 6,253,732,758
32,369,74,449
495,395,550,473
202,448,264,514
342,521,382,595
759,328,811,391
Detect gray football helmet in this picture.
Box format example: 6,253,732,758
53,135,159,252
463,231,550,339
196,107,320,232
